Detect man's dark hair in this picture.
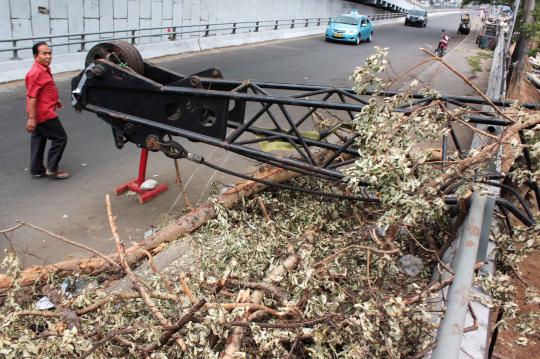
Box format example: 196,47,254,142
32,41,48,56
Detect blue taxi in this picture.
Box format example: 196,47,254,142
325,11,374,45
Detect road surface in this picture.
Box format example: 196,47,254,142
0,12,466,266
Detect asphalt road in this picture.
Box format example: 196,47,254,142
0,13,465,266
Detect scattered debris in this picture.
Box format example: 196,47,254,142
35,296,55,310
528,54,540,70
0,46,538,358
144,226,159,238
140,179,159,191
527,72,540,89
399,254,424,277
125,190,137,197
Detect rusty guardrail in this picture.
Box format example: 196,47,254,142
432,21,509,359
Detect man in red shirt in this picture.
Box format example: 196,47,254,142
25,41,69,179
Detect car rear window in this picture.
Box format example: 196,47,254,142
409,10,427,16
334,15,360,25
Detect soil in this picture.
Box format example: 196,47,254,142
492,65,540,359
492,252,540,359
507,63,540,103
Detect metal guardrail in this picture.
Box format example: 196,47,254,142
0,13,405,60
432,23,508,359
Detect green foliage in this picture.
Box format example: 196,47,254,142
467,55,483,72
1,47,539,358
520,4,540,39
347,47,450,230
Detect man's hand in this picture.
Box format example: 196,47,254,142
55,101,63,110
26,118,36,133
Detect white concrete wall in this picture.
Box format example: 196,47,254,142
0,0,389,61
0,9,459,84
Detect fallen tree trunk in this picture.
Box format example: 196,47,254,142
219,230,315,358
0,156,331,289
424,114,540,194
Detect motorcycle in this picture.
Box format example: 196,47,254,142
435,36,449,57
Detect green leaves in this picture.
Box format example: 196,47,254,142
346,48,449,229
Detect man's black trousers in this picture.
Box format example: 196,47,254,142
30,117,68,175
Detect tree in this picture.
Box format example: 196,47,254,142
508,0,536,94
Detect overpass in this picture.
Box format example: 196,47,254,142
355,0,417,13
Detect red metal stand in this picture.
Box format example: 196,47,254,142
115,148,168,204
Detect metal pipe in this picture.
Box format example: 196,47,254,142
85,104,354,182
496,198,536,227
449,126,464,157
441,135,448,168
485,181,535,222
362,89,540,110
160,85,367,112
463,115,511,126
432,193,495,359
198,157,377,202
197,79,539,110
434,23,512,357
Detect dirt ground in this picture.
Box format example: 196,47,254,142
492,252,540,359
492,66,540,359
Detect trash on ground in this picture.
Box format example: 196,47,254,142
36,296,55,310
140,179,158,191
527,72,540,89
144,226,159,238
528,55,540,70
399,254,423,277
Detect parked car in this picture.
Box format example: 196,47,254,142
325,11,374,45
405,9,428,27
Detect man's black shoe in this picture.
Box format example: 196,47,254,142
32,172,46,178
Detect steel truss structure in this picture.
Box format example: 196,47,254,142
71,41,539,223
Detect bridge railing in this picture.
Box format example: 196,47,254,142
0,14,405,61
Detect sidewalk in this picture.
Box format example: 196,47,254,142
400,16,493,151
405,17,492,95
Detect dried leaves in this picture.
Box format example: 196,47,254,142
1,47,540,358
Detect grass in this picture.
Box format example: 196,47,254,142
477,50,493,59
467,50,494,73
467,55,482,73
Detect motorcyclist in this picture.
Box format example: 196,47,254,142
439,30,449,48
436,29,449,56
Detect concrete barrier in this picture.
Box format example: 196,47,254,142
138,38,201,61
0,10,460,84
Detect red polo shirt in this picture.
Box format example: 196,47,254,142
25,62,59,123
